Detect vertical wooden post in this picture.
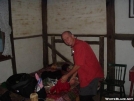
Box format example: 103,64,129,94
42,0,48,67
106,0,115,90
9,0,17,74
107,0,115,65
51,36,57,63
99,36,104,70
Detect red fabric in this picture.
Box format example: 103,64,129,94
129,71,134,82
129,66,134,81
73,39,104,87
50,79,70,94
47,93,61,100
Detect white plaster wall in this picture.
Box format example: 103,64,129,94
11,0,42,37
115,0,134,95
0,60,13,83
47,0,106,34
14,37,43,73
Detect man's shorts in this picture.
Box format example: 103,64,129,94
79,78,99,95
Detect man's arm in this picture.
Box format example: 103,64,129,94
61,65,80,82
70,71,77,79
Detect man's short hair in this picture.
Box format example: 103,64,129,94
62,31,72,35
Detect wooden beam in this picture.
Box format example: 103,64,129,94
48,34,107,37
114,34,134,40
106,0,115,90
107,0,115,65
0,55,11,62
14,35,42,40
51,36,57,63
54,39,63,43
54,39,100,44
42,0,48,67
47,43,73,65
85,41,99,44
9,0,17,74
99,36,104,70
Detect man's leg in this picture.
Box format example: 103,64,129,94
79,95,94,101
79,78,99,101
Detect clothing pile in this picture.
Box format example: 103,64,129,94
50,79,70,94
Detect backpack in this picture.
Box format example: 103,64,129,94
6,73,37,98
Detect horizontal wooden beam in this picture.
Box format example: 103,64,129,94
85,41,99,44
13,34,134,41
54,39,100,45
48,34,107,37
0,55,11,62
54,39,63,43
48,34,134,41
14,34,42,40
114,34,134,40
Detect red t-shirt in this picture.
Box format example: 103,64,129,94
72,38,104,87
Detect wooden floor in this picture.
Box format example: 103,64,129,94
75,92,122,101
93,94,119,101
93,93,105,101
1,85,133,101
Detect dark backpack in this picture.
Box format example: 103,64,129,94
6,73,37,98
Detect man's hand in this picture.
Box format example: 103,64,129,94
61,74,68,83
61,65,79,83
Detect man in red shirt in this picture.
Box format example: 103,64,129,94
61,31,104,101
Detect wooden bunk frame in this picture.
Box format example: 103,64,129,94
47,35,105,70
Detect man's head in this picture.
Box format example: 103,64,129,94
61,31,75,46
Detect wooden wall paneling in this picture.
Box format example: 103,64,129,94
42,0,48,67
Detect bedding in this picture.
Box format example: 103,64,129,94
30,62,79,101
0,62,79,101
